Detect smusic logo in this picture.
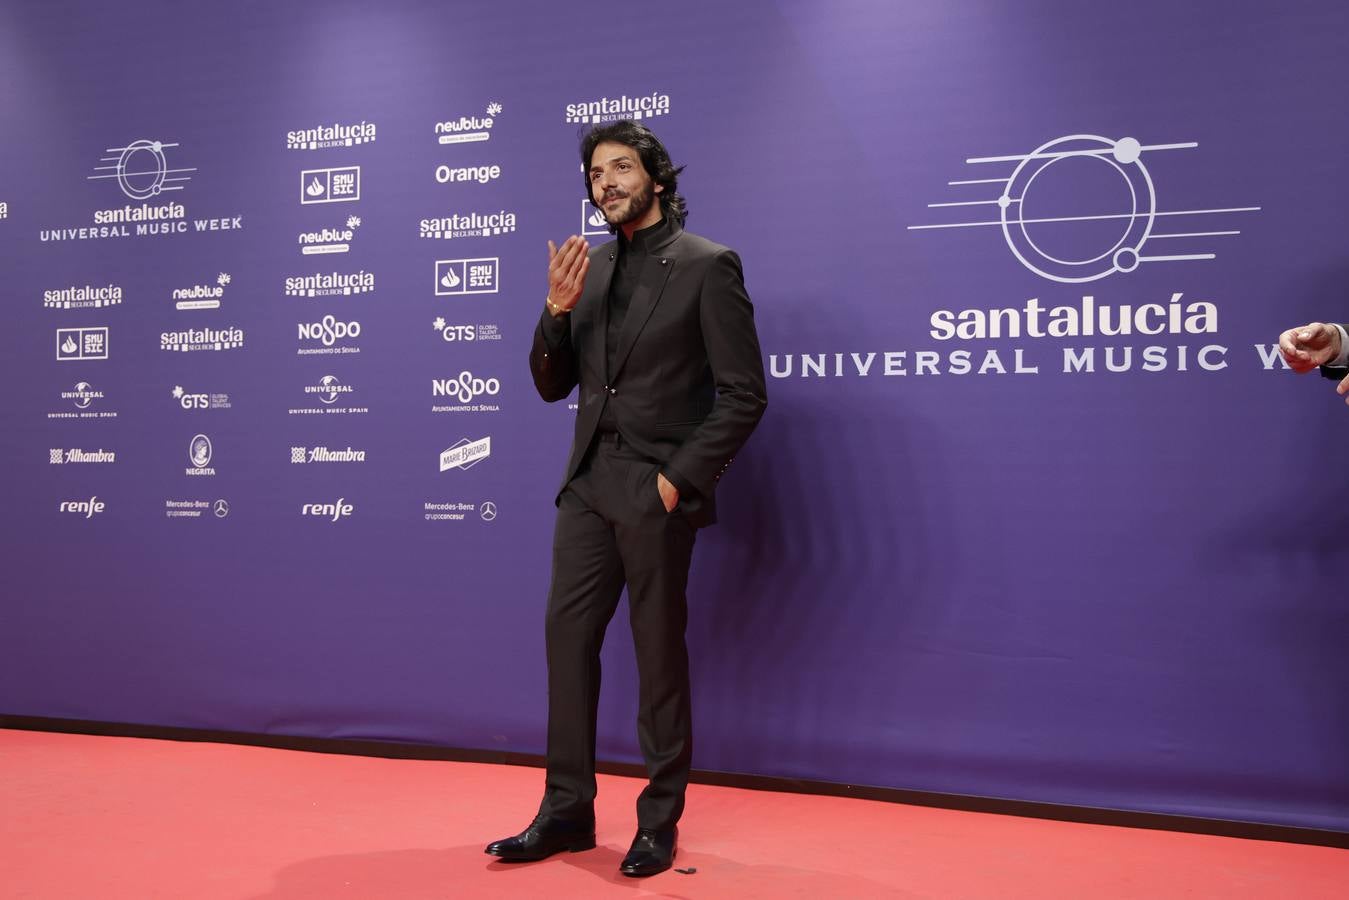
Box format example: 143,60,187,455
57,327,108,361
287,120,377,151
301,166,360,204
435,258,498,295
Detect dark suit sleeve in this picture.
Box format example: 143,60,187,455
666,250,768,497
529,306,578,402
1319,323,1349,380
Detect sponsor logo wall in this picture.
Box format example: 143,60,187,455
7,0,1347,836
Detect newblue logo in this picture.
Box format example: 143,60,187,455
435,102,502,144
298,216,361,255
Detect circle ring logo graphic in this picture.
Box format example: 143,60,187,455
116,140,169,200
479,501,498,522
999,135,1155,284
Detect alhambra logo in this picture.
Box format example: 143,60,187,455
909,134,1259,283
564,91,670,124
287,120,377,151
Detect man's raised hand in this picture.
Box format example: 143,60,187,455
1278,322,1341,373
546,235,590,316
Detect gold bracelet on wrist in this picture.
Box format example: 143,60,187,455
546,296,569,315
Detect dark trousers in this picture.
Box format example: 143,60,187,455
538,434,697,831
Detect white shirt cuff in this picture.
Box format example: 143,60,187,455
1329,324,1349,368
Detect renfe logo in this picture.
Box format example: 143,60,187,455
302,499,354,521
59,496,105,518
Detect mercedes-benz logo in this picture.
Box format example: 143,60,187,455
479,500,497,522
214,499,230,518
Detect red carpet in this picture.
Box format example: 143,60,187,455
1,729,1344,898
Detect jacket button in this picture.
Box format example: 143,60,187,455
609,253,615,261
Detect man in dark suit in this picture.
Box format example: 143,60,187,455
484,121,767,877
1278,322,1349,404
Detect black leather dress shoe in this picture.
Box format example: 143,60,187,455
619,826,677,877
484,815,596,861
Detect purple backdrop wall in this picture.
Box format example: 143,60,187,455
2,0,1346,831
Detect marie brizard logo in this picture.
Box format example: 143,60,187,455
439,436,491,472
908,135,1260,283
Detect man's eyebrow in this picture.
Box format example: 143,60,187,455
591,154,635,171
